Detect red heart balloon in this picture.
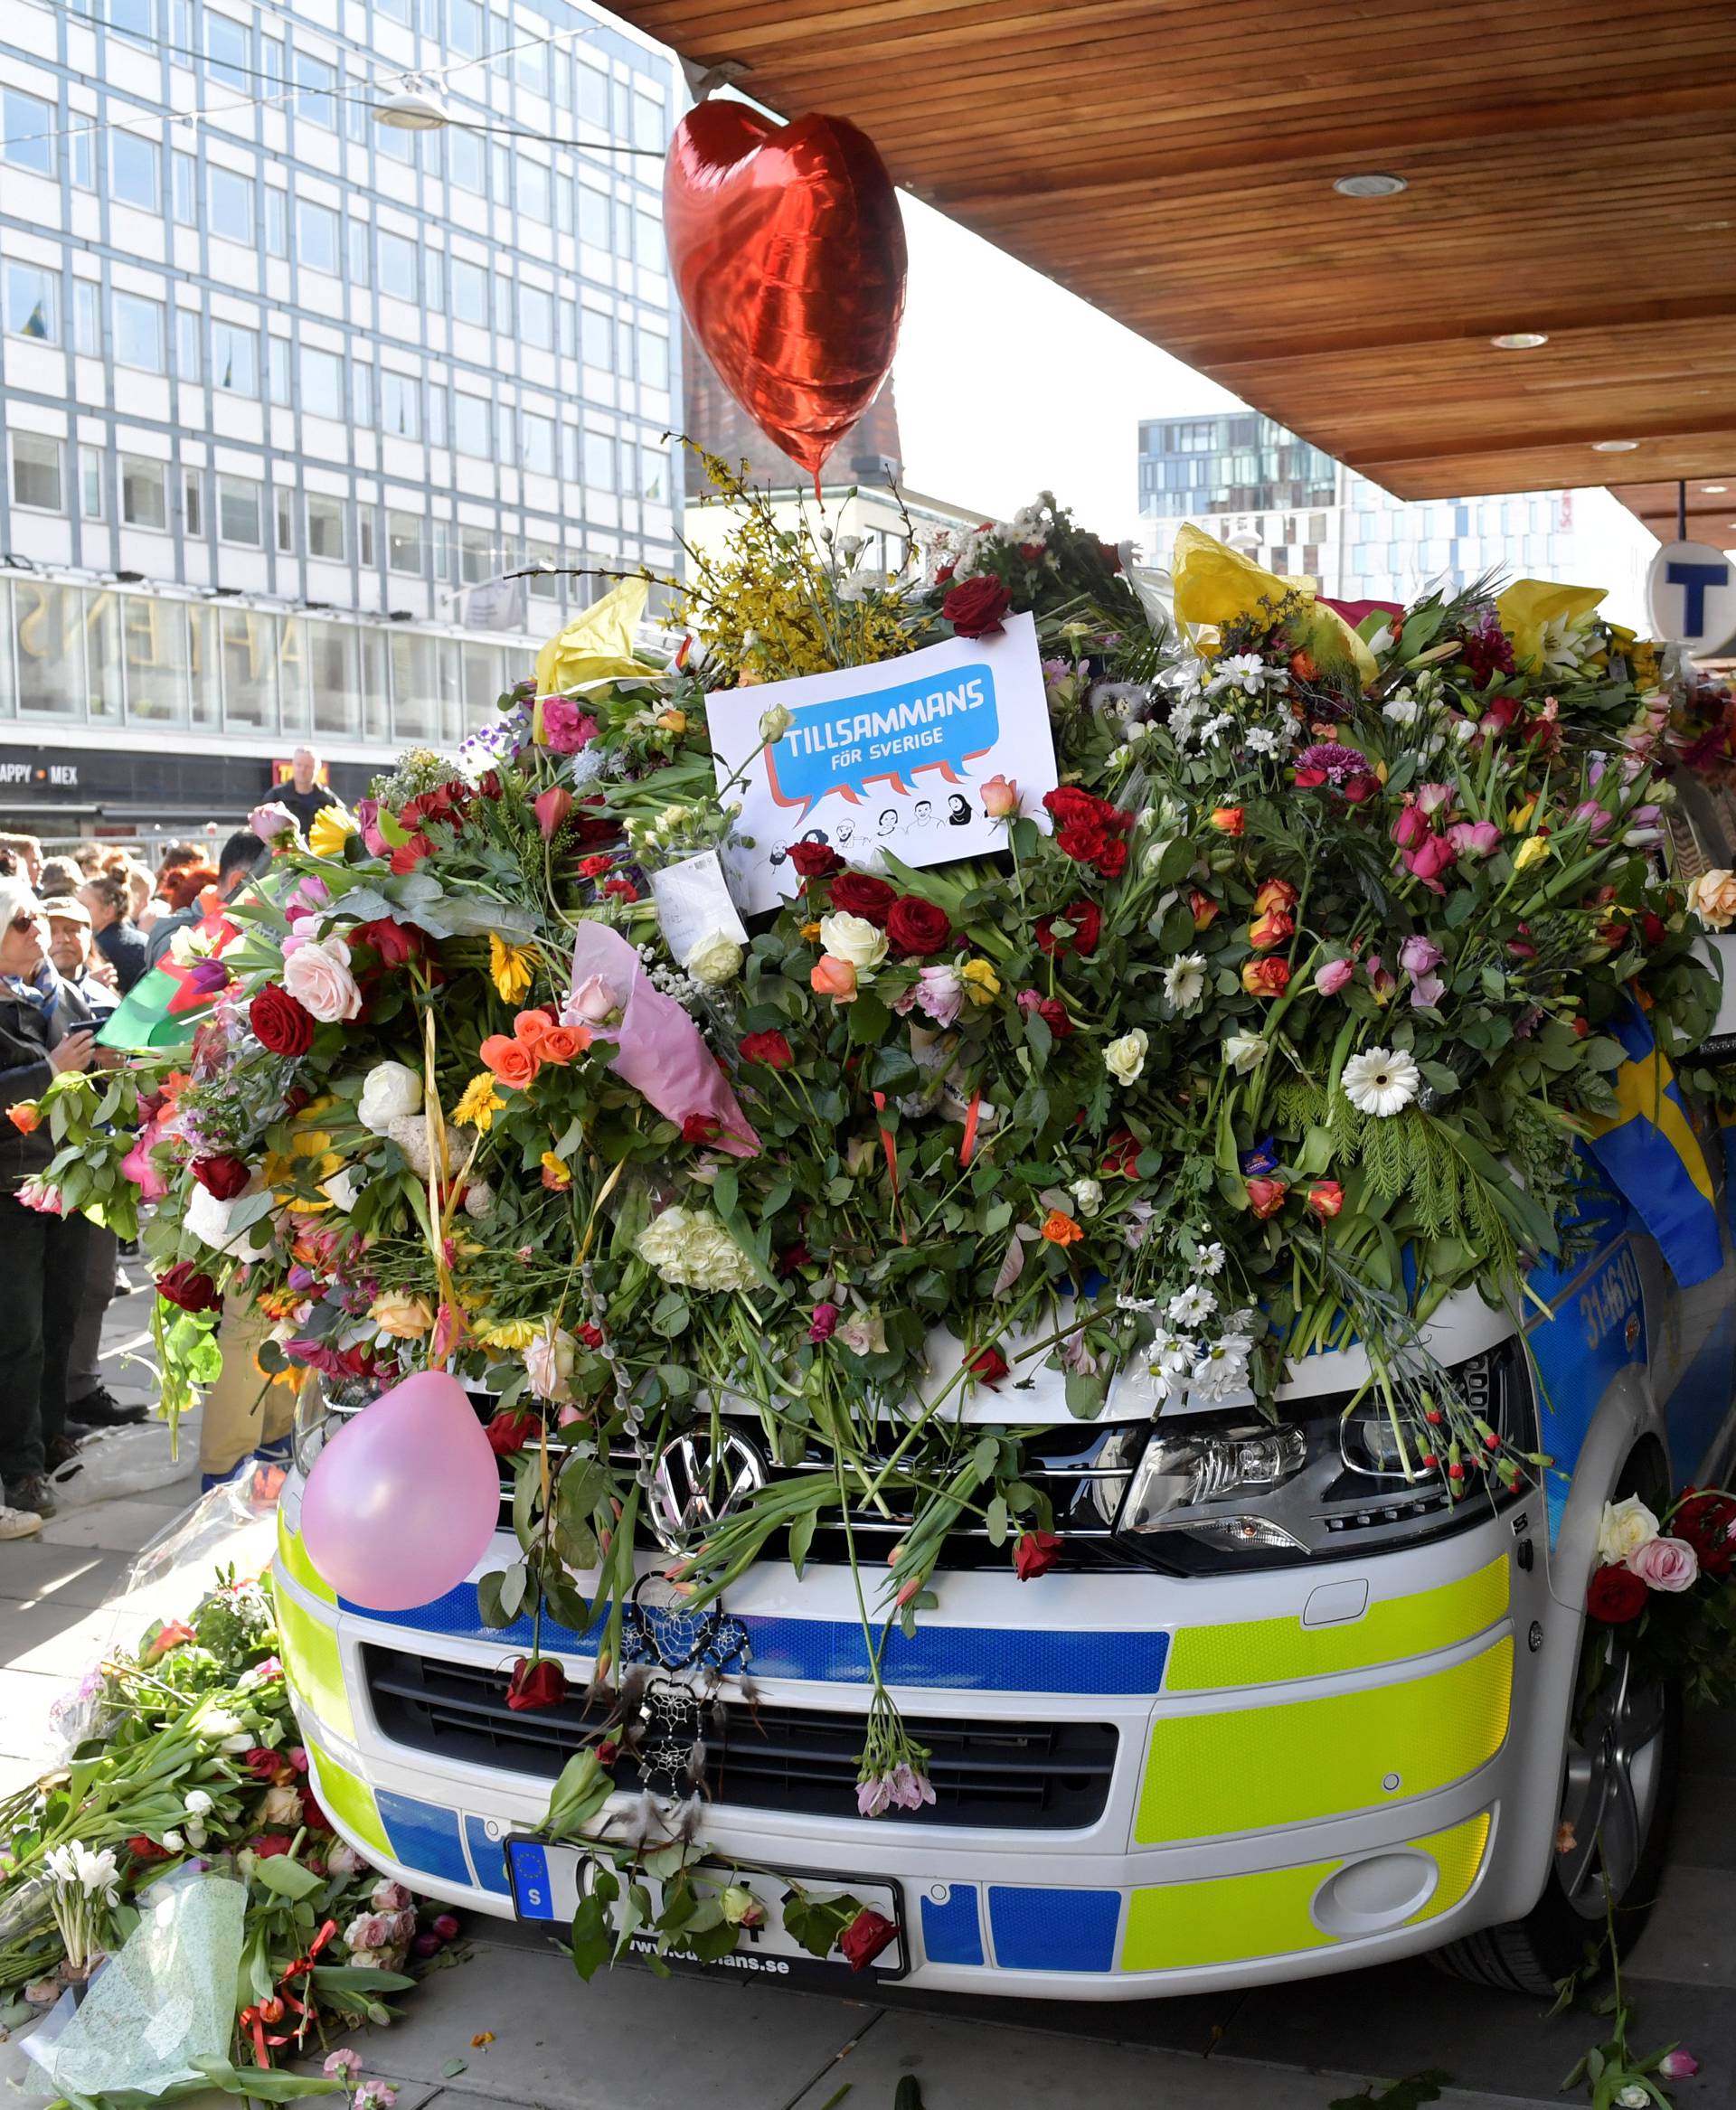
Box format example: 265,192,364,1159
665,102,907,485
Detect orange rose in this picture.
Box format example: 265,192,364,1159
1189,890,1220,931
1208,806,1245,836
1246,1176,1288,1219
1254,878,1298,915
1241,956,1291,997
1041,1209,1085,1246
1306,1179,1345,1220
513,1009,557,1051
534,1023,590,1064
1247,909,1295,952
810,956,858,1003
480,1033,540,1089
6,1102,41,1135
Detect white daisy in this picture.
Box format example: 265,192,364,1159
1244,724,1283,756
1342,1045,1421,1118
1147,1332,1196,1399
1164,952,1208,1013
1167,1283,1217,1327
1211,651,1269,695
1195,1239,1226,1276
1190,1337,1252,1403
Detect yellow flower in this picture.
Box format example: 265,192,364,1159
452,1072,505,1130
800,920,824,942
656,708,688,734
540,1150,572,1189
960,959,1002,1006
1507,797,1537,831
290,1130,334,1160
477,1317,541,1350
1514,835,1552,871
490,935,535,1004
308,805,359,859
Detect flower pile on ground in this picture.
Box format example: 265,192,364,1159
0,1570,452,2099
11,491,1724,1826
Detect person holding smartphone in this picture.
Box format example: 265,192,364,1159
0,875,99,1524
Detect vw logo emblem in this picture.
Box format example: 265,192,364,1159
646,1425,767,1552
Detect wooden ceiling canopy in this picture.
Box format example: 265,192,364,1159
620,0,1736,502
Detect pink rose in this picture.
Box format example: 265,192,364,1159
540,699,599,754
1414,781,1455,815
250,800,301,844
1399,934,1442,975
1410,971,1446,1010
1392,805,1431,851
120,1132,170,1202
979,773,1020,818
282,933,362,1022
1628,1535,1699,1592
1402,834,1458,893
1314,957,1354,996
370,1880,412,1913
344,1911,392,1951
565,974,620,1025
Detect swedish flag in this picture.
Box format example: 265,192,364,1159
1584,1005,1724,1287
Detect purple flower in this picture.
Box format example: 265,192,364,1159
1294,742,1373,786
187,957,232,996
1399,934,1443,976
856,1774,892,1818
1571,800,1612,840
888,1763,937,1811
1410,972,1446,1010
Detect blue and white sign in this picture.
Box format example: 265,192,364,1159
710,611,1059,912
1646,540,1736,656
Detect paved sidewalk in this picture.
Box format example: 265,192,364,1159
2,1281,1729,2108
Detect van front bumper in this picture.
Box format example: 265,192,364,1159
273,1476,1573,2000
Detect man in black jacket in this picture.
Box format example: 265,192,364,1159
0,876,99,1520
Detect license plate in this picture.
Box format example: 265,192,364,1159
503,1837,908,1983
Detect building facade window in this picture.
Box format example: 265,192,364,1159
212,321,258,394
121,455,169,530
10,433,62,511
113,291,166,372
297,200,340,275
217,474,262,546
79,446,105,519
2,90,54,174
306,492,346,560
209,166,254,243
301,345,344,418
381,371,420,439
110,131,161,211
3,263,58,343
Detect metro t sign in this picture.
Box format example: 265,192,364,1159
1647,542,1736,658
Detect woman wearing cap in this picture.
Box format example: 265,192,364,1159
0,877,99,1530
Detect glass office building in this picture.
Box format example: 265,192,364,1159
1137,412,1574,602
0,0,679,830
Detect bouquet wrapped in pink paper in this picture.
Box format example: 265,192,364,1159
562,922,760,1158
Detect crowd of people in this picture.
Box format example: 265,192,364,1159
0,820,277,1540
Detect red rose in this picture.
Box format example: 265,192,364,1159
1033,995,1072,1039
250,984,315,1057
778,1240,813,1274
941,576,1012,638
1035,900,1102,958
486,1409,540,1456
969,1345,1009,1387
1241,956,1291,998
788,842,843,880
1641,910,1668,947
578,1323,605,1349
682,1113,722,1144
740,1030,793,1069
192,1154,251,1201
886,895,952,956
300,1786,333,1832
1100,1128,1141,1178
1013,1530,1063,1580
839,1907,899,1972
243,1746,282,1781
250,1833,295,1859
1675,1490,1736,1579
156,1261,222,1314
1306,1180,1345,1220
1587,1563,1648,1625
353,918,420,967
505,1656,569,1711
1043,787,1105,834
127,1833,171,1861
1056,821,1110,866
828,873,898,925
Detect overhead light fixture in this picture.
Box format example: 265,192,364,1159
1333,172,1407,199
1490,331,1548,351
1590,439,1639,453
1703,485,1729,495
375,83,449,130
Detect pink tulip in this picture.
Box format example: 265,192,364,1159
1659,2050,1699,2079
1314,957,1354,995
533,786,573,839
1447,819,1500,858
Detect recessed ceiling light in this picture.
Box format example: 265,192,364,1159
1333,173,1408,199
1590,439,1640,453
1703,485,1729,494
1490,331,1549,350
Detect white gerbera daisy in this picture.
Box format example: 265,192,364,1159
1342,1045,1421,1118
1166,1283,1216,1328
1164,952,1207,1013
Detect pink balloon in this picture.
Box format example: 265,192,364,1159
299,1370,499,1611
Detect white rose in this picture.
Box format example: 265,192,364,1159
1104,1028,1148,1087
282,934,363,1023
185,1180,250,1254
685,928,744,987
758,702,793,746
525,1323,576,1402
357,1060,423,1135
321,1167,362,1213
1596,1494,1660,1565
1222,1032,1268,1075
818,912,888,973
1071,1177,1102,1217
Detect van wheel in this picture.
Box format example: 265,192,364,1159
1433,1606,1680,1994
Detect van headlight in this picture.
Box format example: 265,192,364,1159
1109,1340,1533,1566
